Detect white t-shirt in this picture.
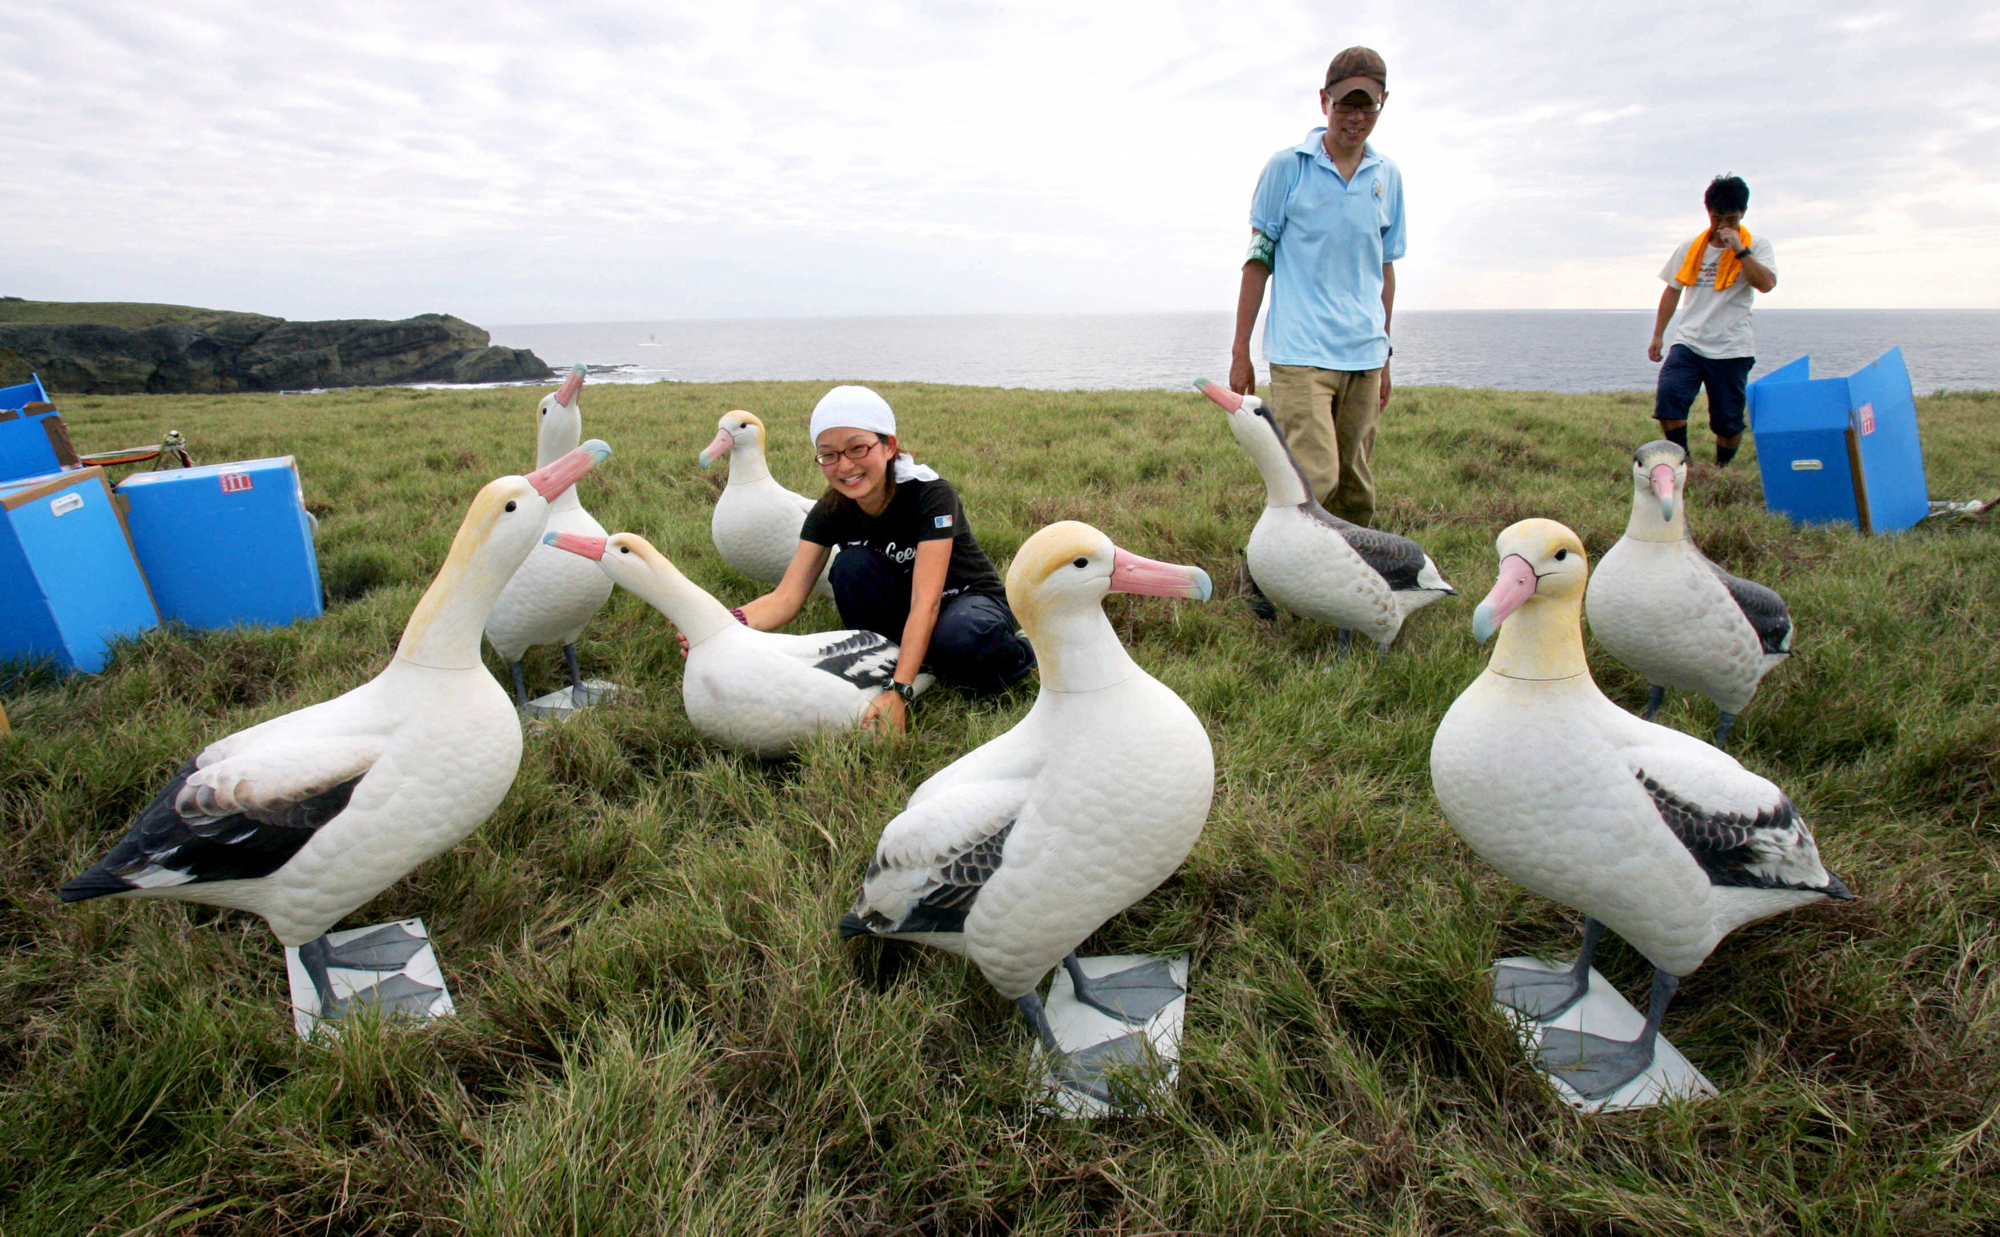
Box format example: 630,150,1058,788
1659,234,1776,360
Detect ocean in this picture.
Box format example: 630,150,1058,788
489,309,2000,395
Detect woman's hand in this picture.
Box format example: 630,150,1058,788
677,631,690,658
861,690,907,736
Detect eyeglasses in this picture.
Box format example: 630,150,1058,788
1327,96,1383,115
814,439,881,467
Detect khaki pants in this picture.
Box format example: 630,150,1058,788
1267,363,1382,526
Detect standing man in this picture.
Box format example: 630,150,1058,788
1647,175,1777,467
1230,45,1405,545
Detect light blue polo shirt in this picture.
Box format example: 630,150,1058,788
1250,131,1406,371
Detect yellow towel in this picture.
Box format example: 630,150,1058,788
1676,226,1754,290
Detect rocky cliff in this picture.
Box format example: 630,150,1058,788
0,300,551,394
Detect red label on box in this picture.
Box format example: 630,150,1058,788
219,472,254,493
1855,402,1875,436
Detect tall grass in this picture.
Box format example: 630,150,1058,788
2,379,1996,1235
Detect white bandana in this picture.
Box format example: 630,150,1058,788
809,385,938,482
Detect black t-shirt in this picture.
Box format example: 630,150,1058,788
800,476,1007,601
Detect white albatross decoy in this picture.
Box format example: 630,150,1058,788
1195,379,1455,654
546,530,930,756
485,366,616,706
1430,518,1850,1101
699,409,834,598
61,441,613,1016
1585,440,1794,748
838,520,1215,1102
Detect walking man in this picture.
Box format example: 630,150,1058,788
1647,175,1777,467
1229,45,1405,536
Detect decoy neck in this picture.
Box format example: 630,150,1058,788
1007,520,1210,694
398,440,611,669
536,365,588,510
552,531,738,648
1472,518,1591,682
1625,440,1690,543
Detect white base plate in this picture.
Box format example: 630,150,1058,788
520,679,620,720
284,918,456,1040
1494,956,1717,1113
1036,952,1188,1119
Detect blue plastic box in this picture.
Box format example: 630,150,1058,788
0,467,161,673
1747,347,1929,535
0,375,81,483
114,456,323,630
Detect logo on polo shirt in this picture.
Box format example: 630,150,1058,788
1372,179,1382,200
934,514,954,529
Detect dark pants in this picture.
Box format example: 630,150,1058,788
1654,344,1755,437
829,547,1035,693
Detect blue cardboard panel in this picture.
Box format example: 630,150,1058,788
1846,347,1929,534
116,456,323,630
0,408,72,483
0,468,160,673
0,375,50,410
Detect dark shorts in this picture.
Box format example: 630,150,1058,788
1654,344,1755,437
828,546,1036,693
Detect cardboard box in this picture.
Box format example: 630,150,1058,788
1748,347,1930,534
115,456,323,630
0,467,160,673
0,375,81,484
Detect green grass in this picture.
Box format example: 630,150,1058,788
3,380,1998,1235
0,298,271,330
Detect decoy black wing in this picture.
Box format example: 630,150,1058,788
803,629,901,690
1306,505,1429,590
1634,768,1847,896
61,738,382,901
1704,562,1793,655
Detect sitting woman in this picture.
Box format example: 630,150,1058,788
735,385,1036,734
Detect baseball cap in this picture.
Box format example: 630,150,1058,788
1324,46,1387,102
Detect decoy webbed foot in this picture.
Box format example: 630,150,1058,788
1535,968,1680,1102
1062,953,1183,1025
297,928,444,1022
1492,918,1603,1022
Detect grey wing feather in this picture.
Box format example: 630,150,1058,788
807,630,900,689
843,819,1015,937
1304,504,1431,590
1635,770,1833,893
1705,562,1793,655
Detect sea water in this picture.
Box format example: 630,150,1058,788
490,309,1999,394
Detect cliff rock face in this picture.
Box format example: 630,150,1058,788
0,308,551,394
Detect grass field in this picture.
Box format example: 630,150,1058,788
3,379,1998,1235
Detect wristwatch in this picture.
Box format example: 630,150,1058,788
1734,246,1752,259
892,681,917,704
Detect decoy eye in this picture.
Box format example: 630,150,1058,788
504,500,517,512
619,546,631,554
1554,548,1568,561
1073,557,1089,569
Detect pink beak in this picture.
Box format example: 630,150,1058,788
1650,463,1677,521
1194,377,1244,413
698,427,734,468
524,438,610,501
553,365,584,408
1110,547,1213,600
1471,553,1538,642
544,531,606,560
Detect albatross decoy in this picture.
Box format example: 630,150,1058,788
839,521,1215,1101
1585,439,1793,748
61,441,613,1016
1431,518,1850,1101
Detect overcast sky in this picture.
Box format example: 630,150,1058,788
4,0,1995,324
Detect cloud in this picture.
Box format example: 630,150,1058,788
0,0,1994,321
